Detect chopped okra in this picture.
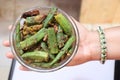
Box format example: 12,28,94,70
15,7,76,69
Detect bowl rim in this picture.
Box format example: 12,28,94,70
10,6,80,72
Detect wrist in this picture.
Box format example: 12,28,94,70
87,31,101,61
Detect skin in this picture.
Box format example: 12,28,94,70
3,19,120,71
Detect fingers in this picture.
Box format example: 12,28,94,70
3,40,10,47
6,52,14,59
6,51,29,71
3,25,13,47
9,25,12,30
19,66,30,71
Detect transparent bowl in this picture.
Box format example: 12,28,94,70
10,6,79,72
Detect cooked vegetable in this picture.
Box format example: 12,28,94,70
15,7,76,69
55,13,72,36
57,25,66,48
26,15,46,26
68,47,74,54
21,24,43,37
50,36,75,66
22,9,40,18
47,28,59,54
42,7,57,28
22,51,49,62
20,28,46,50
41,42,55,59
41,42,49,52
16,23,23,55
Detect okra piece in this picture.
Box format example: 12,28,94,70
16,23,21,42
41,42,49,52
22,9,40,18
68,47,74,54
23,34,31,39
21,51,49,62
47,28,59,54
26,15,46,26
55,13,72,35
41,42,55,59
57,25,65,48
26,16,36,26
20,28,46,49
42,7,57,28
16,23,23,55
50,36,75,66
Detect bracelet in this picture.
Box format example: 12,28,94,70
97,26,107,64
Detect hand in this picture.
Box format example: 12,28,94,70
3,19,97,70
67,18,94,66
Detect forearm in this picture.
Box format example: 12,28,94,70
89,26,120,60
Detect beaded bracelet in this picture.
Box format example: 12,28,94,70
97,26,107,64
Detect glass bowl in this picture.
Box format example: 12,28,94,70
10,6,79,72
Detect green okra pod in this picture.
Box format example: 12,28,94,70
41,42,55,59
41,42,49,52
20,28,46,49
57,25,65,48
16,23,21,42
68,47,74,54
47,28,59,54
26,16,37,26
55,13,72,36
42,7,57,28
50,36,75,66
26,15,46,26
21,51,49,62
16,23,23,55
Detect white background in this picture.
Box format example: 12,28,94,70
12,60,115,80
